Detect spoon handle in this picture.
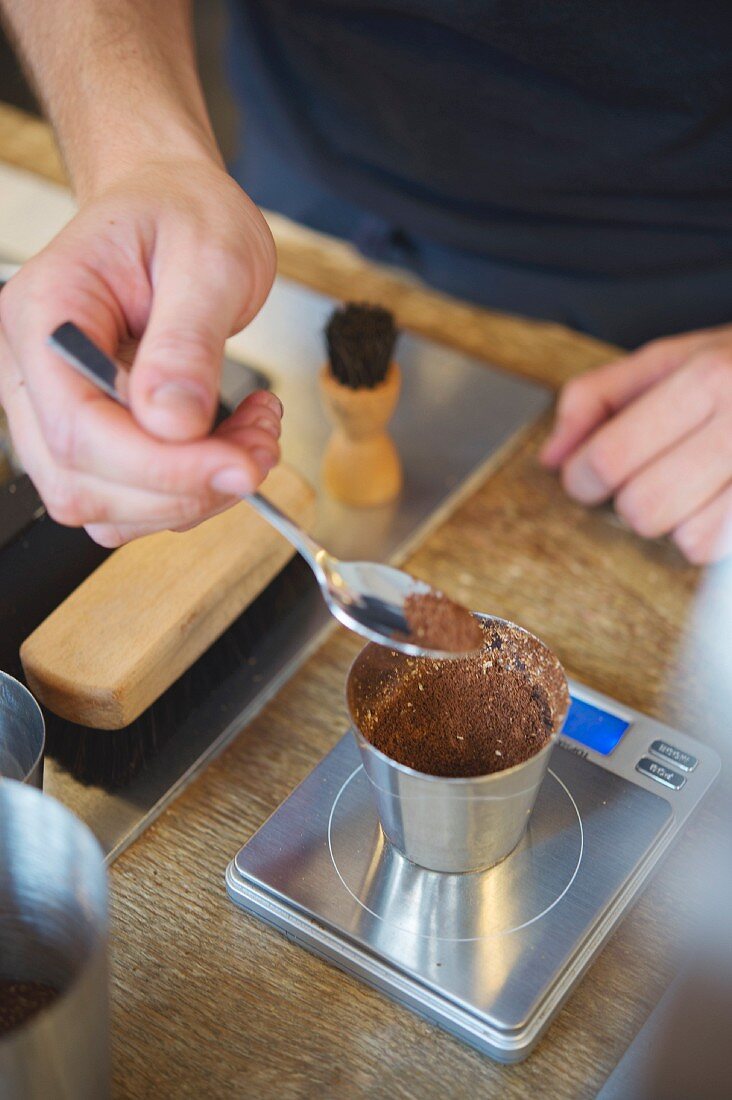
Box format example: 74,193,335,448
243,491,323,569
47,322,326,569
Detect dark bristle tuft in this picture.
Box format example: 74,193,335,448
325,302,398,389
42,554,312,790
44,703,177,789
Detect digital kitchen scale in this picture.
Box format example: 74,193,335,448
227,683,719,1062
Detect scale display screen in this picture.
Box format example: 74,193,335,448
563,697,631,755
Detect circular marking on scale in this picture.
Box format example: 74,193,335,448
327,765,584,943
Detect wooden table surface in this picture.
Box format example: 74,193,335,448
1,103,722,1099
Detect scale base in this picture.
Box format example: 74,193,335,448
226,702,710,1062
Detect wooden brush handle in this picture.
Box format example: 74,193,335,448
319,362,402,506
21,465,315,729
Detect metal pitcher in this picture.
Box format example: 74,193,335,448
347,614,569,873
0,780,109,1099
0,673,44,787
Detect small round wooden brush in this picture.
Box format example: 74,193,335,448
320,303,402,507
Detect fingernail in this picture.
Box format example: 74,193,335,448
210,466,255,496
254,416,280,436
269,393,284,418
251,447,277,473
564,462,607,503
151,381,208,419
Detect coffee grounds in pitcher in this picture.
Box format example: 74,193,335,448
0,980,59,1035
356,621,565,777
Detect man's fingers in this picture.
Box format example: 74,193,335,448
85,521,177,548
560,356,721,506
241,389,284,421
4,375,227,526
16,309,281,494
84,490,242,546
1,357,241,530
48,475,221,529
85,518,199,548
205,390,283,485
673,484,732,565
540,330,717,469
84,489,244,546
127,253,245,443
215,389,283,441
64,398,268,495
0,254,130,456
83,395,287,530
7,358,266,496
0,337,268,506
614,417,732,539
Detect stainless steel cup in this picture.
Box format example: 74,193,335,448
0,673,45,788
347,614,570,873
0,780,110,1099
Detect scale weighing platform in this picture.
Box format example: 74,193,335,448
227,682,719,1062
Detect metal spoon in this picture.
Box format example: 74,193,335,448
47,321,481,659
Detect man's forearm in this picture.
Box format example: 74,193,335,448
0,0,221,199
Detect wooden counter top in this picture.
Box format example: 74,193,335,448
1,103,718,1099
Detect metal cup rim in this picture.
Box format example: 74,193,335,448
0,670,46,783
346,612,570,786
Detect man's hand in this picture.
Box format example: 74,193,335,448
540,327,732,564
0,159,280,547
0,0,283,546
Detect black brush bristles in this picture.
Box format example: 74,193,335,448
44,694,178,788
325,302,398,389
42,554,313,790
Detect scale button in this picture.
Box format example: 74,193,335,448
648,740,698,772
636,757,686,790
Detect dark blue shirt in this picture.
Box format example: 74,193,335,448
228,2,732,345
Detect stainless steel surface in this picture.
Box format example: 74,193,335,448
49,319,482,661
0,781,109,1099
1,274,548,858
227,681,720,1062
0,673,44,787
346,616,569,872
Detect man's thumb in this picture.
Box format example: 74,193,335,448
129,279,229,443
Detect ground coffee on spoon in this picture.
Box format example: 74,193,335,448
403,591,483,654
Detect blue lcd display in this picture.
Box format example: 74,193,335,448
563,697,631,755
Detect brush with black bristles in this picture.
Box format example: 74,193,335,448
325,302,398,389
320,302,403,506
0,525,314,790
18,467,314,791
25,553,314,789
